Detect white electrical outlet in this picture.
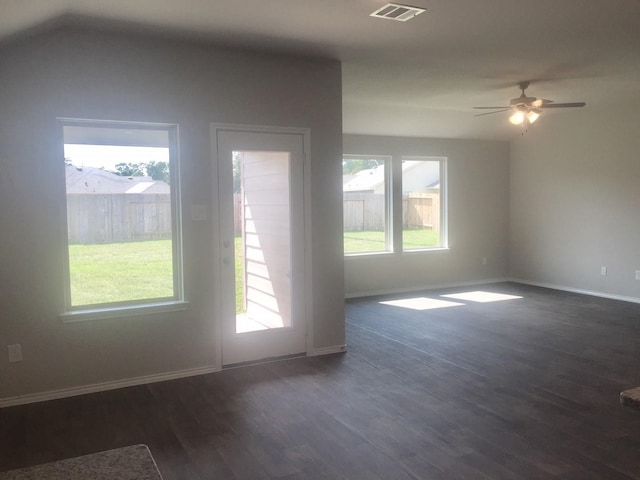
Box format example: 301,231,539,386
8,344,22,363
601,266,607,276
635,270,640,281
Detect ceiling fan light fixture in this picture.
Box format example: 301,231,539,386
509,110,525,125
474,82,586,128
527,109,541,124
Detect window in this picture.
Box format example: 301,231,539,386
402,156,446,250
343,155,390,254
60,120,183,318
343,154,447,255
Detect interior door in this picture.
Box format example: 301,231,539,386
216,128,306,366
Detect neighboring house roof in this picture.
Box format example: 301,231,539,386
343,161,439,193
342,165,383,193
65,165,170,194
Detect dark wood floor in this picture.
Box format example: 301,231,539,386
2,282,640,479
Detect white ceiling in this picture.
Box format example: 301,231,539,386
3,0,640,141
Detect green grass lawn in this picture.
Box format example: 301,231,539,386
344,229,441,253
69,238,246,311
402,228,441,250
69,230,439,307
68,239,174,306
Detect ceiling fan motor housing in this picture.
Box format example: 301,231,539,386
510,95,537,107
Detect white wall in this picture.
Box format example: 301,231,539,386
0,26,344,401
343,134,510,297
509,104,640,300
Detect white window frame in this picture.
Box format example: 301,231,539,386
342,154,392,256
400,156,448,252
58,118,187,322
343,154,448,256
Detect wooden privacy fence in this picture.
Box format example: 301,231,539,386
343,191,440,232
404,191,440,231
67,194,172,244
343,193,386,231
67,191,439,243
234,193,242,235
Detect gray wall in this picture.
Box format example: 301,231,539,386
509,104,640,300
343,134,510,297
0,27,344,400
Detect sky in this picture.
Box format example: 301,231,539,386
64,144,169,171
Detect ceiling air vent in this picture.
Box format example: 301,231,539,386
370,3,426,22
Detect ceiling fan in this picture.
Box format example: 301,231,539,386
474,81,586,125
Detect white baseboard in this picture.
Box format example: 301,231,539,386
344,277,509,299
0,346,350,408
0,364,220,409
311,345,347,356
508,278,640,305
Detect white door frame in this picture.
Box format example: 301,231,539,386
210,123,312,369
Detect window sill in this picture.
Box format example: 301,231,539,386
402,247,450,254
60,300,190,323
345,247,450,258
344,251,394,258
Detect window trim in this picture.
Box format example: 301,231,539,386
58,118,185,321
400,155,448,252
59,300,189,323
342,154,391,256
343,154,448,257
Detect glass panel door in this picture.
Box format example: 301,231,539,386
216,129,306,366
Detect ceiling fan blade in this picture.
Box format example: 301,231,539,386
473,106,510,109
474,109,511,117
540,102,586,108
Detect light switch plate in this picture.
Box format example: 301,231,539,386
8,344,22,363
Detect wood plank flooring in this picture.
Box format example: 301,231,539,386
2,282,640,479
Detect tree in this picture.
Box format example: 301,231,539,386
232,152,242,193
343,158,379,175
146,161,170,183
113,162,144,177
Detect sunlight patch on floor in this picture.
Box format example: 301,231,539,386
380,297,464,311
441,291,523,303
